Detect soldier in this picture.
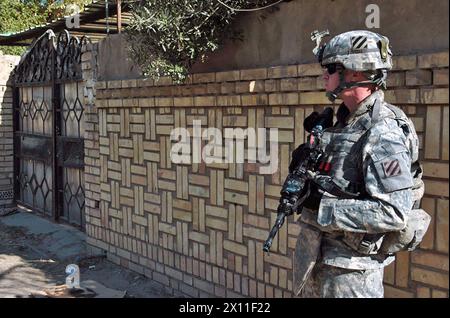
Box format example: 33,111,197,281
291,30,430,298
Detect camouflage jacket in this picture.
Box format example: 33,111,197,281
298,90,421,270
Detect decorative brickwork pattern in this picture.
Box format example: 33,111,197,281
84,52,449,298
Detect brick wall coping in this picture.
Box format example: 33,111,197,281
93,51,449,108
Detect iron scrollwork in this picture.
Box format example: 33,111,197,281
14,29,90,84
14,30,55,84
13,28,89,227
56,30,82,81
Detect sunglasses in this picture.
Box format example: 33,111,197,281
324,64,338,75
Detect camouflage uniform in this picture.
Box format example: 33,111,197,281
300,263,384,298
293,30,426,298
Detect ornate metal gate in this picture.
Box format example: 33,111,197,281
13,30,88,230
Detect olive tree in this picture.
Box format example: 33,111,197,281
125,0,278,82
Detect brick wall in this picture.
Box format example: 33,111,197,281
0,54,20,208
84,51,449,298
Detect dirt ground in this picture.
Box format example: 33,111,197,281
0,209,174,298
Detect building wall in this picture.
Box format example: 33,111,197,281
192,0,449,73
83,50,449,297
0,54,20,208
96,0,449,80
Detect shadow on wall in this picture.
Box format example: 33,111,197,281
97,35,143,81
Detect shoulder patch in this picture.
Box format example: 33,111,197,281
372,152,413,193
382,159,402,177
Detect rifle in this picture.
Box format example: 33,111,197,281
263,107,334,253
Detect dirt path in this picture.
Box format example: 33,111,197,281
0,210,174,298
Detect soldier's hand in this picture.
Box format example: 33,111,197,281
303,108,334,132
301,182,324,211
306,170,317,180
289,143,309,173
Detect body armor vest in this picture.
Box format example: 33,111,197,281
316,100,422,202
313,98,427,255
316,126,367,198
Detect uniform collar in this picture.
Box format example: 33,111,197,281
337,90,384,125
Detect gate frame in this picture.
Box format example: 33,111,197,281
12,29,89,230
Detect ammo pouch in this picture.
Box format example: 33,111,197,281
379,208,431,254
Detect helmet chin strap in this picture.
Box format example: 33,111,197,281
326,69,386,102
326,69,346,102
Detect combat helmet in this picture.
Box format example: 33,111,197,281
311,30,393,102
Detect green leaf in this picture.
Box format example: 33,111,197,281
125,0,273,82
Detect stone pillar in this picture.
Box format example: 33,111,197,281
0,54,20,209
80,41,103,249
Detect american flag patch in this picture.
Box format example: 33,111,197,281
351,36,368,49
382,159,402,177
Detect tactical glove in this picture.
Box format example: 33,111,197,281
289,143,309,173
303,109,334,133
301,182,324,211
